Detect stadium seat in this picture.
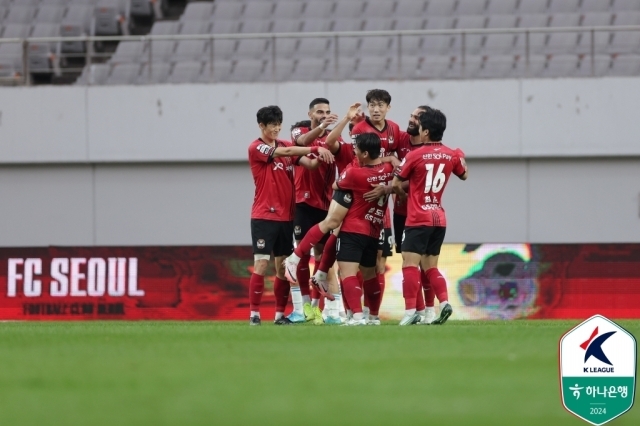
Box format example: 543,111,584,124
455,0,487,16
300,18,332,32
212,1,243,20
198,59,232,83
235,38,271,59
544,14,581,54
239,18,271,33
613,0,640,11
111,40,145,62
180,20,211,35
0,42,23,70
171,40,209,62
213,38,237,60
358,36,395,57
77,63,110,84
425,0,456,16
363,17,394,32
609,54,640,75
548,0,580,14
182,1,214,21
574,54,612,77
12,0,39,6
295,36,333,58
421,55,452,79
210,20,240,34
303,1,334,19
487,0,518,15
332,17,364,32
149,40,176,62
484,15,519,54
448,54,484,78
2,23,30,38
422,18,456,55
540,54,579,77
289,57,327,81
227,58,264,82
332,0,365,19
578,13,615,53
105,62,141,85
271,0,304,20
150,20,179,35
167,61,203,83
580,0,613,13
34,5,65,23
255,57,294,82
453,15,488,55
395,16,426,31
517,0,548,14
393,55,423,80
329,55,357,80
272,18,301,33
59,5,93,54
474,54,517,78
136,61,171,84
352,55,390,80
515,15,550,54
609,12,640,53
243,0,274,19
518,54,547,77
394,0,427,17
365,0,395,18
4,6,36,24
40,0,70,5
130,0,154,18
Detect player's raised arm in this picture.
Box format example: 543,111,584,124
325,102,361,153
298,148,335,169
272,145,325,159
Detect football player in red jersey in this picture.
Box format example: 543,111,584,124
248,105,334,326
287,98,342,324
393,107,468,326
332,133,395,325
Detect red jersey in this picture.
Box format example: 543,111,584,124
248,138,298,221
336,162,395,238
393,130,424,217
350,118,401,158
291,126,341,211
394,143,466,227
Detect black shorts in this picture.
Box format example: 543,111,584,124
250,219,294,257
332,189,353,208
401,226,446,256
393,213,407,253
293,203,329,244
336,231,378,268
378,227,393,257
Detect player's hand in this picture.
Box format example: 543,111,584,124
316,147,334,164
346,103,363,121
322,114,339,128
363,184,387,202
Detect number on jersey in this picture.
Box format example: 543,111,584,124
424,163,446,194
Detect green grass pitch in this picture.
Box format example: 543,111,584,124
0,320,638,426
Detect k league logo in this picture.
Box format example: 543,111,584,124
560,315,637,426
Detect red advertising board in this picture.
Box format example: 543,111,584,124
0,244,639,321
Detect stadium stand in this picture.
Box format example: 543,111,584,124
1,0,640,84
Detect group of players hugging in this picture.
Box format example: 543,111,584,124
247,89,468,326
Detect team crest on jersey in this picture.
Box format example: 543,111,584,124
389,136,394,145
304,192,310,199
344,193,352,203
292,128,302,139
294,226,301,235
256,239,266,249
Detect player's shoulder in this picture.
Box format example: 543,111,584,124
386,119,401,130
291,126,310,138
276,139,293,147
351,120,369,133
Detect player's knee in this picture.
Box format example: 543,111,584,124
253,258,269,275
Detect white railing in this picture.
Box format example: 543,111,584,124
1,25,639,85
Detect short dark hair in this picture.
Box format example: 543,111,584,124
365,89,391,105
417,105,429,113
291,120,311,131
355,133,381,159
419,108,446,141
309,98,330,110
256,105,283,125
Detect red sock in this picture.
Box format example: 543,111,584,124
342,276,363,314
377,272,386,305
402,266,420,310
363,277,382,316
421,270,435,307
294,224,326,257
426,268,449,303
318,233,337,273
296,253,311,293
416,284,426,311
249,273,265,311
311,287,321,300
339,279,351,311
273,277,290,313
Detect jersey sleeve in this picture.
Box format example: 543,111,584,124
394,152,414,181
349,121,365,142
291,126,310,145
336,166,357,191
249,140,276,164
452,151,466,177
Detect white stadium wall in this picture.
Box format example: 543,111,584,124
0,78,639,246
